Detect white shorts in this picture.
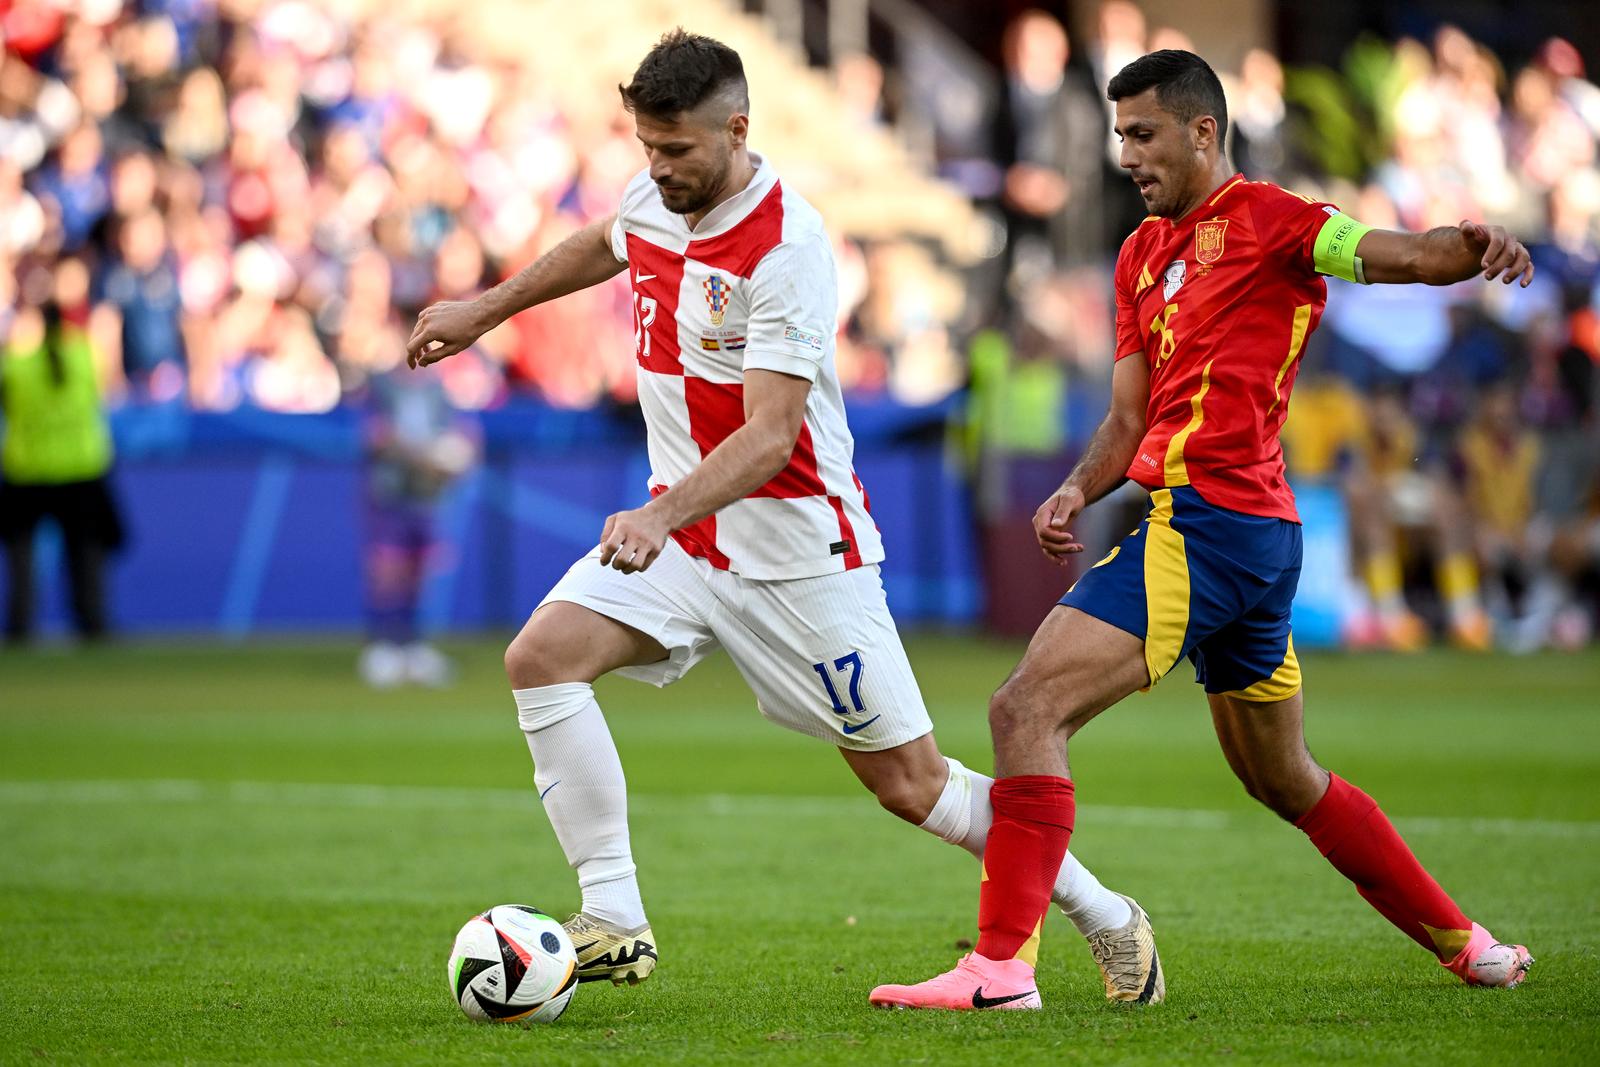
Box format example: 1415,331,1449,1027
538,539,933,752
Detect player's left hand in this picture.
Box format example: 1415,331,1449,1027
1458,220,1534,287
1033,485,1088,565
598,505,672,574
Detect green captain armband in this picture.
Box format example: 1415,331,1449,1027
1313,212,1373,284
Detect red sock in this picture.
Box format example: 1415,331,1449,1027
1296,773,1472,959
975,775,1075,962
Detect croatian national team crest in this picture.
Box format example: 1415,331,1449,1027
703,274,729,327
1195,219,1228,265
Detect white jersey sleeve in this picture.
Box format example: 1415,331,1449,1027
743,233,836,383
609,213,629,263
610,170,658,264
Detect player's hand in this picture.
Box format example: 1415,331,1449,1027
598,504,672,574
406,300,491,368
1458,220,1534,287
1034,485,1087,565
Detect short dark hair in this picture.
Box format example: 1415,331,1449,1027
619,29,748,120
1106,49,1228,141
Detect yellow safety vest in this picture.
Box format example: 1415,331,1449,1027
1,325,113,485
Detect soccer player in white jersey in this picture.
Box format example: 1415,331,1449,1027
407,29,1163,1003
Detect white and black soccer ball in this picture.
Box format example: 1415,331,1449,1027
448,905,578,1023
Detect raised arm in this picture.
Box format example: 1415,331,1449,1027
1318,217,1534,289
1035,352,1150,562
597,369,811,573
406,214,627,368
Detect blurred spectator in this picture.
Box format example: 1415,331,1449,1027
1506,55,1595,195
1,267,124,644
1455,381,1541,633
1231,49,1287,181
99,207,185,401
994,10,1104,281
29,121,110,252
0,158,46,258
0,48,79,172
357,363,477,688
1087,0,1149,249
834,51,888,131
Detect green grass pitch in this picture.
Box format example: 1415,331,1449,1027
2,637,1598,1065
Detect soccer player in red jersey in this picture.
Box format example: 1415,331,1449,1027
872,50,1535,1012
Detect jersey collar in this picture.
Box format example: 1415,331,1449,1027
681,152,778,238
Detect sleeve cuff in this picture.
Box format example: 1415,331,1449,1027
609,217,628,263
742,349,822,382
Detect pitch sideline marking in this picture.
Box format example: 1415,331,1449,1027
0,778,1596,839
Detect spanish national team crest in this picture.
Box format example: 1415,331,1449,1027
703,273,729,327
1195,219,1228,265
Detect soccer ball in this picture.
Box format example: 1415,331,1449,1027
448,905,578,1023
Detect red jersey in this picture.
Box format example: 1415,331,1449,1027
1114,175,1339,522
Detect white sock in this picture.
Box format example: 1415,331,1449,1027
919,756,1132,935
514,683,647,930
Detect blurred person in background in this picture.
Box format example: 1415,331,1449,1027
1087,0,1149,247
1318,185,1492,649
1,259,124,644
1339,386,1494,652
0,158,46,259
0,48,80,173
98,205,186,402
1452,379,1542,644
994,10,1104,283
29,120,109,253
1230,49,1288,181
356,358,478,688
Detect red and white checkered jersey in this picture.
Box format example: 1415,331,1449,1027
608,156,882,580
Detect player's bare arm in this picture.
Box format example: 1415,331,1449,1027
406,214,626,368
1035,354,1150,563
1347,220,1534,288
598,368,810,573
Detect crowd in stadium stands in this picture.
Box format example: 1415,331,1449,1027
1,0,1596,650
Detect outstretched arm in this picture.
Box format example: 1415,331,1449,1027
1035,353,1150,563
406,214,627,368
597,369,812,574
1325,218,1534,288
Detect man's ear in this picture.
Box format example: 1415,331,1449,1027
727,112,749,149
1193,114,1218,154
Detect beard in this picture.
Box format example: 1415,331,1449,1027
656,155,730,216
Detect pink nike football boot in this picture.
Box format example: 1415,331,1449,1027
869,953,1042,1011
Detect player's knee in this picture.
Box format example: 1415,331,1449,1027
504,630,564,688
988,680,1043,746
1239,766,1321,821
872,774,935,824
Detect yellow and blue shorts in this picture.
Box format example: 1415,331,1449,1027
1060,486,1303,700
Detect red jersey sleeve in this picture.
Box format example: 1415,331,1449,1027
1247,184,1339,274
1113,236,1144,361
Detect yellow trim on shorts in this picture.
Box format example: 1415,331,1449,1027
1142,489,1191,687
1225,636,1302,702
